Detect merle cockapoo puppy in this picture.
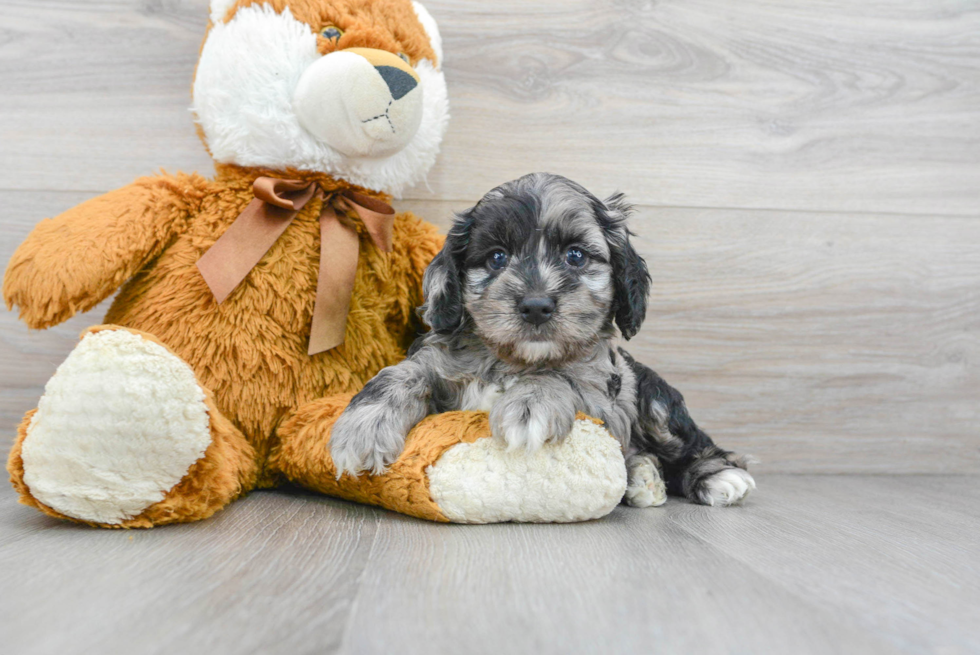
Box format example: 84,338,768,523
330,172,755,507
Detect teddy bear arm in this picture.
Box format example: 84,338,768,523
272,394,628,524
3,173,209,329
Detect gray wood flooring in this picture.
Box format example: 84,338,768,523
1,475,978,655
1,2,978,654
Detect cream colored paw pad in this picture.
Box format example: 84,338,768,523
21,330,212,524
427,418,627,523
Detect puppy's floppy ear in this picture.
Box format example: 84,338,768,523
601,192,651,340
420,209,472,334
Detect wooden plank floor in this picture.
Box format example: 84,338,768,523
1,2,978,655
0,475,977,655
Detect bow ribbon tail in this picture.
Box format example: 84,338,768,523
308,192,395,355
195,177,395,356
308,203,360,355
338,189,396,253
197,178,317,303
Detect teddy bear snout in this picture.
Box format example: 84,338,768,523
293,47,424,159
376,65,417,100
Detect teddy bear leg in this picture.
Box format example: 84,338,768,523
270,394,450,522
6,325,258,528
271,395,628,524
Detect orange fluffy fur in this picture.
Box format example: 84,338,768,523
3,162,459,526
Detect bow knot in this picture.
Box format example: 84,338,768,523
196,177,395,355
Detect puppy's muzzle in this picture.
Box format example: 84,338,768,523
519,295,556,326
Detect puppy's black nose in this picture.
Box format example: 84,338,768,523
519,296,556,326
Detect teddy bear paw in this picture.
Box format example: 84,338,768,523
19,328,213,524
426,417,628,523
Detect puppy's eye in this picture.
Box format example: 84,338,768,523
320,25,343,40
397,52,410,64
565,248,587,267
488,250,509,270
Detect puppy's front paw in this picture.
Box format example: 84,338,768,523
489,392,575,452
329,402,409,478
694,467,756,506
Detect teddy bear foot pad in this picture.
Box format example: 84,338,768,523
16,328,214,525
427,418,628,523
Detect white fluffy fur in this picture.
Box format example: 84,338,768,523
460,380,505,411
293,50,423,158
20,330,212,524
427,419,627,523
192,4,449,196
514,340,563,363
698,468,756,506
210,0,237,24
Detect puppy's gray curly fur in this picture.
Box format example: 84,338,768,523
330,173,755,506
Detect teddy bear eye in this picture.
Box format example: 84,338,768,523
320,25,343,40
397,52,410,64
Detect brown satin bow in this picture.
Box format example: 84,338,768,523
196,177,395,355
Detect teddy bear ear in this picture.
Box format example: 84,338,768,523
412,1,443,66
209,0,238,24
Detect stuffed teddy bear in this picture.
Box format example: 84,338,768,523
4,0,628,527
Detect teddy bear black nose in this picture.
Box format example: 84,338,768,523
519,296,556,326
375,65,417,100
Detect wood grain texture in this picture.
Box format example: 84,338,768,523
421,0,980,215
669,475,980,654
0,0,977,215
3,194,978,473
0,0,216,191
340,501,895,655
1,475,978,654
0,491,382,655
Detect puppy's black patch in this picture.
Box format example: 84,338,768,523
607,373,622,398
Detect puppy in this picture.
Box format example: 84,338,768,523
330,173,755,507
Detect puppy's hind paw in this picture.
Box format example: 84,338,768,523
624,454,667,508
694,468,756,506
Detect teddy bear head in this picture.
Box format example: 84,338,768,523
193,0,448,196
